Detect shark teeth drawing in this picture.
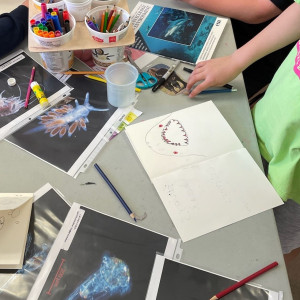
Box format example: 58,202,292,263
161,119,189,146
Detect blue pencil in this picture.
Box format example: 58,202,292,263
94,163,137,222
200,88,237,94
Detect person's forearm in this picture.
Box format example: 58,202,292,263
232,2,300,72
181,0,281,23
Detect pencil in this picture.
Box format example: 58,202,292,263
94,163,137,222
199,88,237,94
210,261,279,300
85,75,142,93
103,6,109,33
24,66,36,109
63,71,105,75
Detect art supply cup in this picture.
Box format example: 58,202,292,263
63,0,92,21
30,12,76,48
91,0,118,8
40,51,74,73
85,6,130,43
32,0,66,10
92,46,124,67
105,62,138,108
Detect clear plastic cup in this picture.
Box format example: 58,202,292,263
105,62,138,108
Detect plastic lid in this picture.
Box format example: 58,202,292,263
7,78,16,86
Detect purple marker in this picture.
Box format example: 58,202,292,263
88,20,97,31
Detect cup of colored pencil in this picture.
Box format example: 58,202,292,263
85,5,131,43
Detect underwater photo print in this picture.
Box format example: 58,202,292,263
131,2,227,63
0,185,70,300
0,50,69,139
6,74,118,175
28,204,178,300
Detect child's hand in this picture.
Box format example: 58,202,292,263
186,55,241,98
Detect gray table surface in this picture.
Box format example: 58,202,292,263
0,0,293,298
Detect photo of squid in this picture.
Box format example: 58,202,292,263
24,92,109,138
67,253,131,300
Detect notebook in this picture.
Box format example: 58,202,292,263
0,193,33,269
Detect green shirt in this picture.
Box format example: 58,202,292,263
252,38,300,203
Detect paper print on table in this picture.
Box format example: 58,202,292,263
28,203,180,300
6,74,119,177
131,2,228,64
146,255,281,300
0,184,70,300
125,101,284,242
0,50,71,140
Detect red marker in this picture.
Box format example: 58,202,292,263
24,66,36,109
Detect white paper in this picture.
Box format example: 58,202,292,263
0,193,33,269
152,148,283,242
125,101,284,242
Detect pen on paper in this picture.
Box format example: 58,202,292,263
209,261,279,300
85,75,142,93
24,66,36,109
94,163,137,222
152,60,180,92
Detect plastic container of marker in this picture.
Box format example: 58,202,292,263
30,12,76,47
85,5,130,43
32,0,66,11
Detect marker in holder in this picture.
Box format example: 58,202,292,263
31,81,50,109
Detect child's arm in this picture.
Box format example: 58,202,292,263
186,2,300,98
180,0,282,23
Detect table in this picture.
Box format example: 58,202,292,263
0,0,293,298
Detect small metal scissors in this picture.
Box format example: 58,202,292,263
127,54,157,89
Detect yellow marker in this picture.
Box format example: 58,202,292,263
30,81,50,108
85,75,142,93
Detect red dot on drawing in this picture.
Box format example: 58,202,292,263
159,124,163,127
173,151,178,154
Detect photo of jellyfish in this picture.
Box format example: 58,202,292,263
67,253,131,300
0,188,70,300
0,51,67,137
6,74,117,174
36,205,173,300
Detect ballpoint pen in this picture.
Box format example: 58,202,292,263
152,60,180,92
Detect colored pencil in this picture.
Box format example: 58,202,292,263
210,261,279,300
109,10,121,32
106,11,115,32
85,75,141,93
94,163,137,222
199,88,237,94
24,66,36,109
103,6,109,33
100,10,105,32
63,71,105,75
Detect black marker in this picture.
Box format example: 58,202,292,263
152,60,180,92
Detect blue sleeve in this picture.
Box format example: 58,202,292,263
271,0,294,10
0,5,28,59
